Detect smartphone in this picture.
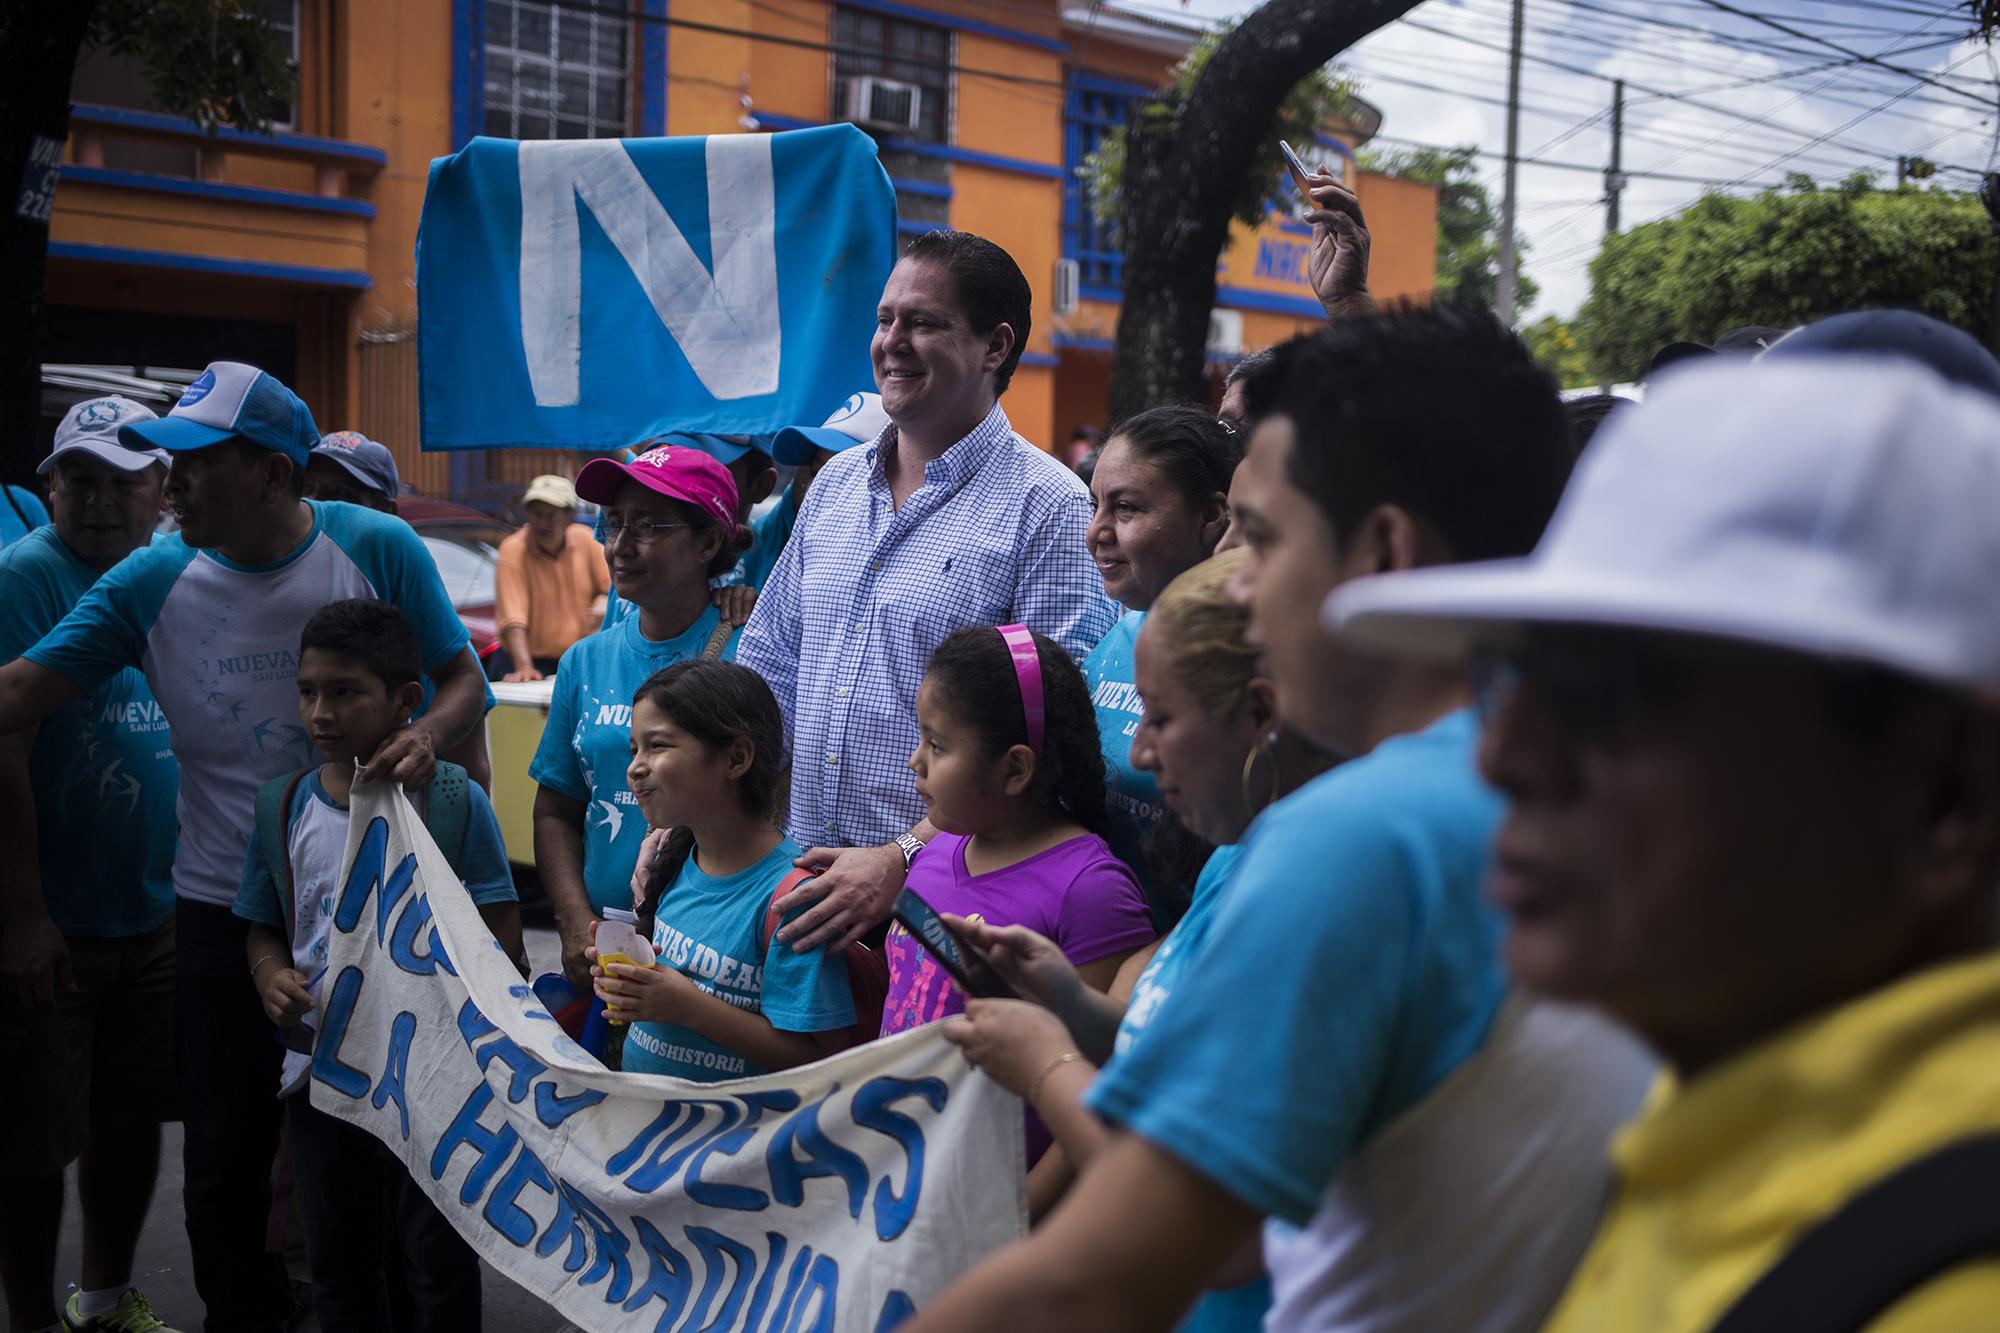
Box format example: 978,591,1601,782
1278,139,1315,198
891,888,1017,1000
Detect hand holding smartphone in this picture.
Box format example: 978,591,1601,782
892,887,1017,1000
1279,139,1317,199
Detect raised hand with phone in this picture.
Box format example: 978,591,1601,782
1281,139,1376,323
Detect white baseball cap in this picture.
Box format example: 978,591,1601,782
770,392,889,465
1326,358,2000,689
42,396,168,474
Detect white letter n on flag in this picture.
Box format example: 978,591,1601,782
517,136,781,406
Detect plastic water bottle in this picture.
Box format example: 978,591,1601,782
595,908,655,1026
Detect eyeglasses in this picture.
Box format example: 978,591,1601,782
602,518,698,545
1468,628,1696,744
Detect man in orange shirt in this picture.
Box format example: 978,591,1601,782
493,474,608,682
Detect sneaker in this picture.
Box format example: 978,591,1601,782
60,1287,179,1333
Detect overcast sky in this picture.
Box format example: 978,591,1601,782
1110,0,1999,321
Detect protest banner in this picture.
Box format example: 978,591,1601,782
310,781,1026,1332
416,124,897,452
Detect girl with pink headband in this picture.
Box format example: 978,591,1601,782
883,624,1156,1214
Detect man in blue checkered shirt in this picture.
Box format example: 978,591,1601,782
737,230,1115,953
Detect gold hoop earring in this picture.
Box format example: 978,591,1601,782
1240,732,1281,816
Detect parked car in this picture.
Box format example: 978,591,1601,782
401,494,510,667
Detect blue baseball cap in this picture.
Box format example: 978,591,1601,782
312,431,401,499
118,361,319,466
772,392,889,465
1763,309,2000,402
664,433,772,467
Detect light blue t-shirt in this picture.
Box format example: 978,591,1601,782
24,501,471,910
0,526,177,937
1087,709,1506,1227
527,604,742,916
1109,841,1267,1333
622,837,854,1082
0,485,50,546
1083,612,1165,919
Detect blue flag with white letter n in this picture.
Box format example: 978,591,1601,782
416,124,897,452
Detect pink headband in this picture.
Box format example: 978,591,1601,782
996,624,1045,756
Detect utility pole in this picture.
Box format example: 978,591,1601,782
1496,0,1525,326
1605,79,1626,236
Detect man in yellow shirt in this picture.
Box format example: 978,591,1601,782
1329,353,2000,1332
493,474,608,681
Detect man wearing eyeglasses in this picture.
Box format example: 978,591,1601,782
493,473,609,682
1331,356,2000,1331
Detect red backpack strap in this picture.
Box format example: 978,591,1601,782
760,867,819,952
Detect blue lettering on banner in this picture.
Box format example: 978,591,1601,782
767,1095,871,1221
373,1011,416,1138
621,1218,693,1322
875,1290,918,1332
852,1076,947,1242
432,1082,523,1205
485,1140,558,1247
310,966,372,1099
335,816,416,944
685,1226,758,1330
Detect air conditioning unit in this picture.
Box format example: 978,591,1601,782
843,77,923,134
1207,309,1245,356
1051,259,1080,316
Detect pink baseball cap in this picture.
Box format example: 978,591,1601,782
575,443,740,528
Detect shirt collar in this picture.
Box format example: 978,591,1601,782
868,401,1013,493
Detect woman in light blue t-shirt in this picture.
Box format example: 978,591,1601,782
942,551,1330,1330
595,660,857,1081
1081,406,1239,929
529,445,753,996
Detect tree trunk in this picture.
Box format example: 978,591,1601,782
1983,173,2000,357
0,3,99,491
1108,0,1424,424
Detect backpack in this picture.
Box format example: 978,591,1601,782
758,866,889,1038
253,762,473,943
1707,1133,2000,1333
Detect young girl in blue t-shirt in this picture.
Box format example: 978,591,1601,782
592,659,857,1081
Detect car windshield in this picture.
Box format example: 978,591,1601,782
421,535,497,608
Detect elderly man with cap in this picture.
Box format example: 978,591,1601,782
1329,357,2000,1331
0,396,182,1333
494,472,608,682
303,430,401,512
0,362,488,1333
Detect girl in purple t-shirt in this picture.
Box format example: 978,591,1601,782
883,625,1155,1039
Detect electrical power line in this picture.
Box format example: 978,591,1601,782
1684,0,1999,109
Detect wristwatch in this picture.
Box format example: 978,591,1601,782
894,831,926,871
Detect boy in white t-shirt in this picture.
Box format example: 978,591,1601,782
234,600,520,1333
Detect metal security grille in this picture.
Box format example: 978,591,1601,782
483,0,631,141
1063,78,1131,290
831,7,951,143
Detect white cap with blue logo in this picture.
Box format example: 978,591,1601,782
771,392,889,465
42,396,168,474
118,361,320,467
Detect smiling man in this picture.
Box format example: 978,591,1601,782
738,230,1114,952
0,362,487,1333
1330,357,2000,1331
0,397,182,1333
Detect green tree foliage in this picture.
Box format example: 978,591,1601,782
1523,313,1590,388
1576,175,1996,383
1357,143,1538,312
86,0,296,131
1083,22,1356,233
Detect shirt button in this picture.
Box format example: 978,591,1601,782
826,753,838,765
825,820,836,831
854,623,865,634
871,560,882,572
838,686,848,696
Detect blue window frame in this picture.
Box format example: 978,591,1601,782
1063,74,1145,292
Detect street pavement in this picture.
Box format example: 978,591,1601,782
26,920,579,1333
